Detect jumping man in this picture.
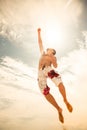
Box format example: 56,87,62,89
37,28,73,123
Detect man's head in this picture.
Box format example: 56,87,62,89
46,48,56,55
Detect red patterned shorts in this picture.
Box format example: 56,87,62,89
38,67,62,95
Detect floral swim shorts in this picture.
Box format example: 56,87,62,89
38,66,62,95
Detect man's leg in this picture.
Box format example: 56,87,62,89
38,70,64,123
58,82,73,112
47,69,73,112
44,92,64,123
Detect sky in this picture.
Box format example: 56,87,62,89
0,0,87,130
0,0,87,67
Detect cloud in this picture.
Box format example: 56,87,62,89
58,48,87,83
0,0,85,63
0,0,83,49
0,21,34,49
76,31,87,49
56,48,87,130
0,51,87,129
61,0,83,26
0,97,13,110
0,0,35,49
58,30,87,79
0,56,39,93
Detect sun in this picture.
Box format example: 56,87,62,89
43,23,66,48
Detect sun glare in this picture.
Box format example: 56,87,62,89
43,23,67,48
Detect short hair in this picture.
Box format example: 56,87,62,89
47,48,56,55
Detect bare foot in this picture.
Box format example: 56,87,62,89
58,111,64,123
65,102,73,112
57,108,64,123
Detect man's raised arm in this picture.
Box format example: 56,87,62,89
37,28,44,54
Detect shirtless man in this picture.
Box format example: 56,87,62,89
37,28,73,123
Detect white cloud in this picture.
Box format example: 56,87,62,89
58,48,87,82
0,56,38,93
0,49,87,129
77,31,87,49
0,0,83,49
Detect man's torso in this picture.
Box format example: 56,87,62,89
38,53,56,70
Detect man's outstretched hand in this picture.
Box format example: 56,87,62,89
37,28,41,32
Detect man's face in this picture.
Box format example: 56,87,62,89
47,49,54,55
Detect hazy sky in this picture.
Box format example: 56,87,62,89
0,0,87,67
0,0,87,130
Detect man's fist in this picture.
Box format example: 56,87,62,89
37,28,41,32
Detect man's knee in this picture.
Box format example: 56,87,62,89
58,82,64,87
43,85,50,96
